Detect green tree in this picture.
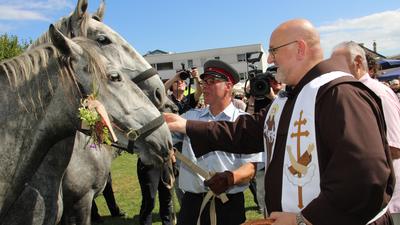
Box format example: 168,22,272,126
0,33,30,61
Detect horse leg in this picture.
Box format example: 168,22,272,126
74,192,95,225
30,136,75,225
0,184,45,225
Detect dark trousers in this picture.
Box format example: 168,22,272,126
137,158,173,225
248,178,259,206
91,173,121,218
177,192,245,225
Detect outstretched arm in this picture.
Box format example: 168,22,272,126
163,112,187,134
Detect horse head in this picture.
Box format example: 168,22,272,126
31,0,178,113
49,25,173,166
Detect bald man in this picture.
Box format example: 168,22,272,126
164,19,394,225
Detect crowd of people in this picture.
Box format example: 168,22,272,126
93,18,400,225
164,18,397,225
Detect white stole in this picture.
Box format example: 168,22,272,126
264,72,350,212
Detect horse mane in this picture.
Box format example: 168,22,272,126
1,37,107,113
29,10,90,49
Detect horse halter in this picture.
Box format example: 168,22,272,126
130,67,158,83
111,114,165,152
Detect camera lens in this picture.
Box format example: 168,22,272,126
179,71,190,80
250,74,271,97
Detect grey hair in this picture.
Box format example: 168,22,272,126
333,41,368,70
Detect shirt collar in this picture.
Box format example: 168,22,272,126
286,57,351,98
359,73,371,82
199,102,236,119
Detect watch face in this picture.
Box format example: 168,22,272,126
299,222,306,225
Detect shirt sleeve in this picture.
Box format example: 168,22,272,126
302,83,392,224
186,109,268,158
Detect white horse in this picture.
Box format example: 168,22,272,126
25,1,176,225
0,25,172,225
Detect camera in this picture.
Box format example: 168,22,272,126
245,65,277,98
249,71,274,97
178,63,191,80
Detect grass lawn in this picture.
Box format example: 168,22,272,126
94,152,264,225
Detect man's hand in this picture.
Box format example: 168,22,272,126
190,68,199,78
269,212,312,225
163,112,187,134
204,171,234,195
266,87,277,100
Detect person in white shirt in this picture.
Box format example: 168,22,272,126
174,59,263,225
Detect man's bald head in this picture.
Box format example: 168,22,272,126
272,19,320,48
268,19,324,86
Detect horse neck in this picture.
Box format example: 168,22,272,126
0,54,81,217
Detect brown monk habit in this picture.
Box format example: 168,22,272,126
186,57,395,225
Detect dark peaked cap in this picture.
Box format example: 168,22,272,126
200,59,240,85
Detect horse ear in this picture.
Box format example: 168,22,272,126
49,24,83,57
92,0,106,22
69,0,88,36
72,0,88,20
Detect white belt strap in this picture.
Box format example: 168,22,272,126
174,151,229,225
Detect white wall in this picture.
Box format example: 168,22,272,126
144,43,269,80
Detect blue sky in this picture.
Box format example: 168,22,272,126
1,0,400,58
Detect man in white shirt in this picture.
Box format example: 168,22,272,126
174,59,263,225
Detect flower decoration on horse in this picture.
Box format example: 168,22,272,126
78,94,118,147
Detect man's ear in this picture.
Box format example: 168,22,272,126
297,40,306,59
354,55,363,66
49,24,83,58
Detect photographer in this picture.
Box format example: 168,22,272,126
163,67,203,207
164,67,203,115
245,66,283,215
245,66,283,114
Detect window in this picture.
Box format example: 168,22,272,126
237,54,246,62
150,63,156,69
187,59,193,68
156,62,173,70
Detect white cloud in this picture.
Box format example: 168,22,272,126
9,0,74,10
318,9,400,58
0,0,74,21
0,5,49,21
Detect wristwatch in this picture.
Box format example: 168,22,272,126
296,213,307,225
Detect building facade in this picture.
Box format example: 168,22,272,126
143,43,268,81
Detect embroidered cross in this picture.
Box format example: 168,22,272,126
290,110,309,209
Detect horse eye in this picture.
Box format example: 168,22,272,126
97,35,111,45
108,72,122,82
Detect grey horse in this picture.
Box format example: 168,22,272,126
26,1,176,225
0,25,172,225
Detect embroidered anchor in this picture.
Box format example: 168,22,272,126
289,110,309,209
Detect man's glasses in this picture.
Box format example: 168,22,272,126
202,77,227,86
268,41,298,58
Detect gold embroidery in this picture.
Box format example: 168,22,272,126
289,110,309,209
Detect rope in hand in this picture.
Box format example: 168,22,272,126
174,150,229,225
